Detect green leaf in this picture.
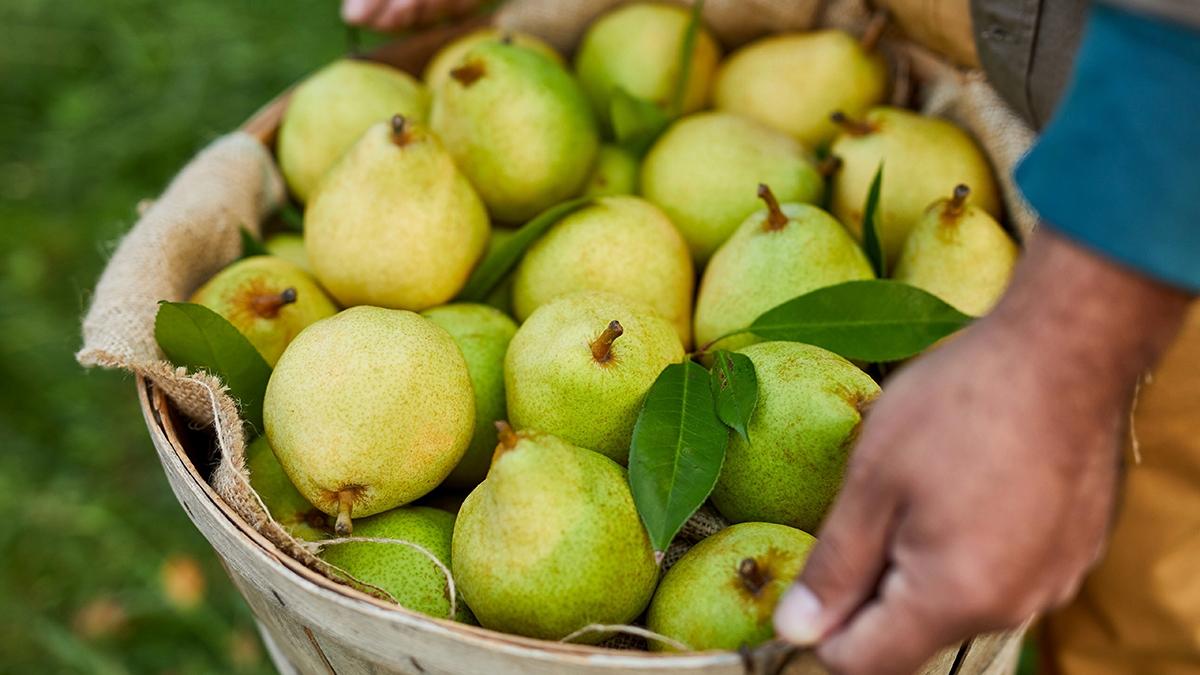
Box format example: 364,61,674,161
279,202,304,232
611,87,671,157
457,198,591,302
709,350,758,443
629,361,729,554
670,0,706,116
862,163,886,278
239,227,268,259
154,302,272,432
742,280,974,362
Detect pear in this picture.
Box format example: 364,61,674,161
431,41,598,223
452,426,658,641
641,112,825,263
421,304,518,489
574,2,720,128
647,522,816,651
424,28,562,90
582,144,639,198
263,233,311,273
505,292,684,464
694,186,873,354
710,342,880,532
320,506,473,622
263,307,475,535
830,106,1000,266
713,30,888,147
512,196,694,344
304,116,490,310
245,436,329,541
277,59,429,203
190,256,337,367
894,184,1019,316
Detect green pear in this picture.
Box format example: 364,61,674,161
641,112,825,263
830,106,1000,266
305,116,490,310
245,436,329,541
694,186,873,354
190,256,337,367
714,30,888,147
452,426,658,641
320,506,473,622
512,196,694,344
482,227,518,316
424,28,563,91
574,2,720,128
431,41,598,223
505,291,684,464
894,184,1018,316
263,233,311,273
647,522,816,651
710,342,880,532
277,59,429,203
421,304,519,489
263,307,475,535
582,144,639,198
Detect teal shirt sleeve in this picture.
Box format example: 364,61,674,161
1014,3,1200,292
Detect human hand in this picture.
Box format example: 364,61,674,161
341,0,482,31
773,231,1190,675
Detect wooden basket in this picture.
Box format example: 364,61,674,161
137,17,1023,675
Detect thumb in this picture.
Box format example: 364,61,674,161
774,462,897,645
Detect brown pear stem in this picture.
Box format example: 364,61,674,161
758,184,789,231
590,320,624,364
831,111,876,137
334,491,355,536
817,155,843,178
499,33,514,45
495,421,518,451
945,184,971,218
391,114,412,146
738,557,769,596
251,287,297,318
860,8,890,52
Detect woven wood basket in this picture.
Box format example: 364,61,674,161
135,16,1024,675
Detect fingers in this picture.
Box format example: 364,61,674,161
342,0,481,30
342,0,387,25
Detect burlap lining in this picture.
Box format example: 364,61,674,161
76,0,1037,641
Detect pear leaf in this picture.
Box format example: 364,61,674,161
862,163,886,278
629,361,729,554
240,226,268,259
278,202,304,233
611,87,671,157
458,198,591,302
670,0,706,116
742,280,973,362
154,301,272,432
709,350,757,443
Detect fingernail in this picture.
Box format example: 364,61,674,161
774,584,824,645
342,0,372,22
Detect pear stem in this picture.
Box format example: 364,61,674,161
817,155,843,178
391,114,412,146
495,421,518,451
251,287,297,318
758,184,789,231
831,111,876,137
590,321,624,364
738,557,769,596
499,33,514,45
860,8,890,52
944,184,971,219
334,491,355,536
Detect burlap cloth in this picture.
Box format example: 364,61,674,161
75,0,1038,630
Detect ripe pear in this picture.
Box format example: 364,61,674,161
642,112,825,263
452,426,658,641
647,522,816,651
894,185,1018,316
424,28,562,90
277,59,429,203
431,41,598,223
263,307,475,535
694,186,873,354
304,116,489,310
245,436,329,541
582,144,639,198
421,304,518,489
320,506,473,623
710,342,880,532
714,30,887,147
505,292,685,464
574,2,720,128
263,233,311,273
512,196,694,344
830,106,1000,266
190,256,337,367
